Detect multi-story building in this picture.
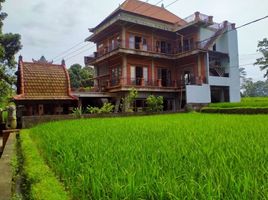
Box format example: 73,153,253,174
84,0,240,111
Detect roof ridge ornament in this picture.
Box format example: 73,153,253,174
32,56,53,64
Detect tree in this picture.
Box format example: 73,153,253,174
68,64,94,89
239,67,247,80
241,79,268,97
254,38,268,78
0,0,22,106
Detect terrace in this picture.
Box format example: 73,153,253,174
93,76,203,93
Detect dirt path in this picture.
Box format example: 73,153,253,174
0,132,16,200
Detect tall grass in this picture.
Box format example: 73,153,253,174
28,114,268,199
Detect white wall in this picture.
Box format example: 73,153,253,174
200,25,241,103
227,28,240,102
186,84,211,103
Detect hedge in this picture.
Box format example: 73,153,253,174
20,130,70,200
201,107,268,114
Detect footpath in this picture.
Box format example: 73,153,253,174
0,132,16,200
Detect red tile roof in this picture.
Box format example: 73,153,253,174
14,60,76,101
120,0,186,25
90,0,186,33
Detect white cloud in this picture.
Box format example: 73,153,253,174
2,0,268,79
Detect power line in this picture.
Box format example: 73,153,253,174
198,15,268,45
52,0,161,62
62,0,168,62
55,2,268,63
236,15,268,30
52,41,85,60
54,43,93,62
65,46,95,62
165,0,180,7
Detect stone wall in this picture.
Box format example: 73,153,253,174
21,111,179,129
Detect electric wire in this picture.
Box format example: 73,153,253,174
52,1,268,63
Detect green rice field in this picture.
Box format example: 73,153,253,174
208,97,268,108
27,113,268,199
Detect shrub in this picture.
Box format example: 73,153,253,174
99,103,114,113
86,103,114,114
146,95,163,112
201,107,268,114
121,88,138,112
86,106,100,114
72,107,83,118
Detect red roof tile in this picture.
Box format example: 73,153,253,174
14,61,76,101
120,0,186,25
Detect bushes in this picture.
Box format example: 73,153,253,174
86,103,114,114
121,88,138,112
201,107,268,114
20,130,69,200
146,95,163,112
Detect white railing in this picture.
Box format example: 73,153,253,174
184,14,195,23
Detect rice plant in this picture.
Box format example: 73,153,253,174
28,113,268,199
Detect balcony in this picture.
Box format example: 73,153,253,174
86,40,207,65
93,75,205,93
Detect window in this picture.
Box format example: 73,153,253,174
129,35,135,49
156,41,160,52
111,66,121,86
213,44,216,51
183,38,194,51
135,36,142,49
184,71,192,85
142,38,147,51
129,35,147,50
130,66,148,85
158,68,171,87
161,41,166,53
111,39,115,50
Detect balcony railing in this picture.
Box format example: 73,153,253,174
93,75,205,92
184,12,213,24
90,41,202,60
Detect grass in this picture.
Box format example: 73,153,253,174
27,113,268,199
20,130,69,200
207,97,268,108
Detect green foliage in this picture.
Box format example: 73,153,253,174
202,97,268,114
72,107,83,118
146,95,163,112
254,38,268,78
28,114,268,199
86,102,114,114
86,105,100,114
99,102,114,113
121,88,138,112
68,64,94,89
201,107,268,114
0,1,22,105
241,78,268,97
20,130,69,200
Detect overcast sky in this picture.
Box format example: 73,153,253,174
3,0,268,81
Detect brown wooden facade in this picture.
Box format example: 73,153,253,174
84,0,237,110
